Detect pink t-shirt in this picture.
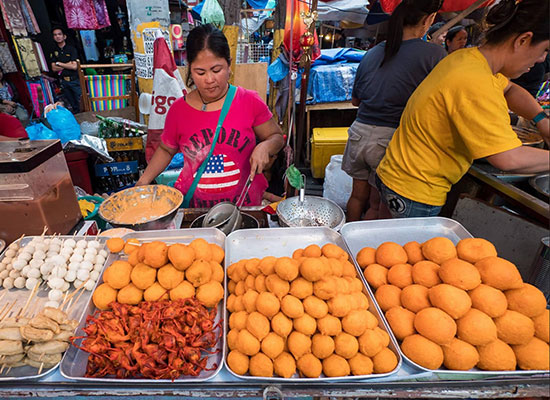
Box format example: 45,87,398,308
161,87,272,208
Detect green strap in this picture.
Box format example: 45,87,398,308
182,85,237,208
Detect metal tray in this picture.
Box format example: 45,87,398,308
341,217,549,378
224,226,402,381
0,235,108,381
60,228,226,383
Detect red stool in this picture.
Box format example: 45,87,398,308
64,150,93,194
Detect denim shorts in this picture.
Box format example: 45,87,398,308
375,175,442,218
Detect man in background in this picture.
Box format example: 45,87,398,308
50,27,81,113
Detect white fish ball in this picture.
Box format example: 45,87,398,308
9,270,20,279
48,277,64,290
93,263,104,273
64,239,76,248
88,240,100,249
25,277,39,290
76,240,88,248
98,249,108,258
14,276,26,289
80,261,93,271
43,238,52,246
90,270,100,281
60,247,73,257
61,281,70,292
51,266,67,279
76,269,90,282
0,264,5,272
51,238,62,246
12,259,27,271
68,262,81,272
27,268,41,279
0,270,9,279
69,254,83,263
18,252,32,262
95,254,106,265
65,270,77,282
32,250,46,260
83,253,96,263
73,279,83,288
22,245,35,254
40,262,54,276
5,249,16,258
29,259,43,269
48,289,64,302
46,251,59,259
3,277,14,289
7,243,19,251
44,300,60,309
1,257,13,266
51,255,66,265
84,280,95,291
48,244,61,253
73,247,85,257
21,265,30,278
34,243,47,252
85,247,97,255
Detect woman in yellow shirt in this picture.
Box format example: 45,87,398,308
376,0,549,218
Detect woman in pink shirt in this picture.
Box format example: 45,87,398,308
137,24,284,207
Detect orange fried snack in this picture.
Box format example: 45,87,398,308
261,332,285,359
363,263,388,289
322,354,350,377
387,263,413,289
428,284,471,319
372,348,398,374
157,263,184,290
106,237,125,253
93,283,118,310
143,241,169,268
421,237,457,264
274,352,296,378
130,263,157,290
532,309,549,343
456,238,497,264
169,280,195,301
227,350,249,375
411,261,441,288
414,307,456,345
167,244,195,271
143,282,169,301
400,284,431,313
349,353,373,375
438,258,481,291
403,241,424,264
312,334,335,359
385,306,416,341
512,337,550,370
494,310,535,345
117,283,143,305
196,281,224,307
474,256,523,290
189,238,212,261
249,352,273,377
103,260,132,289
468,284,507,318
356,247,376,268
375,242,408,267
297,353,323,378
456,308,497,346
375,284,402,312
477,339,516,371
186,260,212,287
401,334,443,370
504,283,547,318
442,338,479,371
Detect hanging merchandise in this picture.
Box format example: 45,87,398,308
0,0,27,36
27,78,54,117
283,0,320,64
0,42,17,73
19,0,40,35
170,24,184,50
63,0,111,30
14,37,40,77
32,41,48,72
80,30,100,61
200,0,225,28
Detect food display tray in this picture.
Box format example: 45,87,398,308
60,228,226,383
341,217,549,378
0,235,108,381
224,226,402,382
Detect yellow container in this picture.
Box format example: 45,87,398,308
310,127,349,179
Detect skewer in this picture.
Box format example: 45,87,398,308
61,280,89,309
0,301,16,321
17,282,40,318
67,288,87,315
5,366,11,374
37,362,44,375
0,364,5,374
41,226,48,237
0,290,7,303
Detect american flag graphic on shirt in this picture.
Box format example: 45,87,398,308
195,154,240,193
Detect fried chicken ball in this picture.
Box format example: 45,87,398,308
328,258,344,277
439,258,481,291
387,263,413,289
246,311,270,341
157,263,184,290
259,256,277,275
280,295,304,319
186,259,212,287
128,249,140,266
290,278,313,299
103,260,132,289
303,244,322,258
400,284,431,313
363,264,388,289
210,243,224,264
428,284,471,319
245,258,261,276
341,260,358,278
456,308,497,346
356,247,376,268
342,309,374,337
312,334,335,359
477,339,516,371
375,285,402,312
346,277,364,293
494,310,535,345
505,283,547,318
106,237,124,253
317,314,342,336
376,242,408,267
256,291,280,318
322,354,350,377
385,306,416,340
235,281,246,296
358,329,384,357
249,352,273,377
130,263,157,290
124,238,140,255
372,348,398,374
468,284,507,318
227,261,245,282
350,292,370,311
293,314,317,336
411,261,441,288
271,312,293,338
117,283,143,305
421,237,457,264
230,311,249,330
227,328,240,351
442,338,479,371
292,248,304,259
196,281,224,308
327,294,352,317
334,332,359,359
255,274,267,293
210,261,224,284
274,352,296,378
313,277,338,300
287,331,312,359
512,337,550,370
261,332,285,359
456,238,497,264
144,241,169,268
92,283,118,310
322,243,346,259
296,353,322,378
189,238,212,261
302,295,328,319
137,242,149,263
265,274,290,299
375,327,391,348
242,289,259,313
533,309,549,343
414,307,456,345
237,329,261,356
401,334,444,370
404,241,424,264
167,244,195,271
300,258,329,282
227,350,249,375
349,353,373,375
474,256,523,290
143,282,169,301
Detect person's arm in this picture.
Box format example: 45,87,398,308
351,96,360,107
486,146,549,174
504,82,549,145
56,60,78,70
135,143,178,185
250,117,284,179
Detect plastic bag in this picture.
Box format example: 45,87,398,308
166,153,184,170
201,0,225,28
268,57,289,83
323,155,352,210
46,106,81,143
80,121,100,136
25,122,57,141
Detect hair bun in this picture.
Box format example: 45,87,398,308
486,0,517,26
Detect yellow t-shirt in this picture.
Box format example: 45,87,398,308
377,47,522,206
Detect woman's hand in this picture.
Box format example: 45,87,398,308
250,117,284,179
249,141,274,179
4,100,16,107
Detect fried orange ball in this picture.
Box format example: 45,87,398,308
303,295,328,319
402,334,444,370
144,241,169,268
375,284,402,312
356,247,376,268
137,242,149,263
287,331,312,359
169,280,195,301
358,329,384,358
227,328,240,351
293,313,317,336
281,295,304,319
533,309,549,343
327,294,352,317
106,237,124,253
322,243,346,259
494,310,535,345
385,306,416,341
242,289,259,313
261,332,285,359
346,277,364,293
229,310,249,330
292,248,304,259
342,309,373,337
256,291,280,318
477,339,516,371
265,274,290,299
167,244,195,271
237,329,261,356
103,260,132,289
372,348,398,374
246,311,270,341
130,263,157,290
271,312,293,338
403,241,424,264
227,261,245,282
387,263,413,289
313,277,338,300
234,281,246,296
249,352,273,377
505,283,546,318
375,242,408,267
363,264,388,289
274,352,296,378
209,261,224,284
300,258,329,282
375,327,391,347
456,238,497,264
341,260,357,278
411,260,441,288
254,274,267,293
157,263,184,290
244,258,261,276
328,258,344,277
322,354,350,377
143,282,169,301
189,238,212,261
210,243,224,264
297,353,323,378
186,259,212,287
456,308,497,346
123,238,140,255
421,237,457,264
245,275,256,290
400,284,431,313
334,332,359,359
128,249,140,266
441,338,479,371
468,284,507,318
117,283,143,305
317,314,342,336
439,258,481,291
349,353,373,375
312,334,335,359
259,256,277,275
512,337,550,370
350,292,370,311
196,281,224,308
475,256,523,290
303,244,322,258
428,284,472,319
92,283,118,310
227,280,236,294
414,307,457,345
227,350,249,375
290,278,313,299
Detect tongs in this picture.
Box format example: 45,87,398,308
235,176,252,209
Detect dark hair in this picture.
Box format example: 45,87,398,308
484,0,549,45
382,0,443,66
427,22,445,38
186,24,231,86
445,25,466,50
52,27,65,35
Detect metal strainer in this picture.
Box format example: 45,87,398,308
276,195,346,230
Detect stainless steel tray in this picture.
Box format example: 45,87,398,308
224,226,402,381
0,235,108,381
341,217,549,378
60,228,226,383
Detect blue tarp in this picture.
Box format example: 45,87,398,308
312,47,366,66
307,63,359,104
193,0,269,17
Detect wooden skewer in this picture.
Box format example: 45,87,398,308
37,362,44,375
41,226,48,237
0,364,5,374
0,290,7,303
61,279,89,309
67,287,87,315
5,366,11,374
17,282,40,318
0,301,16,322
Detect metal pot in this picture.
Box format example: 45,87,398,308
529,173,549,198
200,201,243,235
191,212,259,231
276,195,346,230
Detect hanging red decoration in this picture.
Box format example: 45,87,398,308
379,0,495,14
283,0,320,64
